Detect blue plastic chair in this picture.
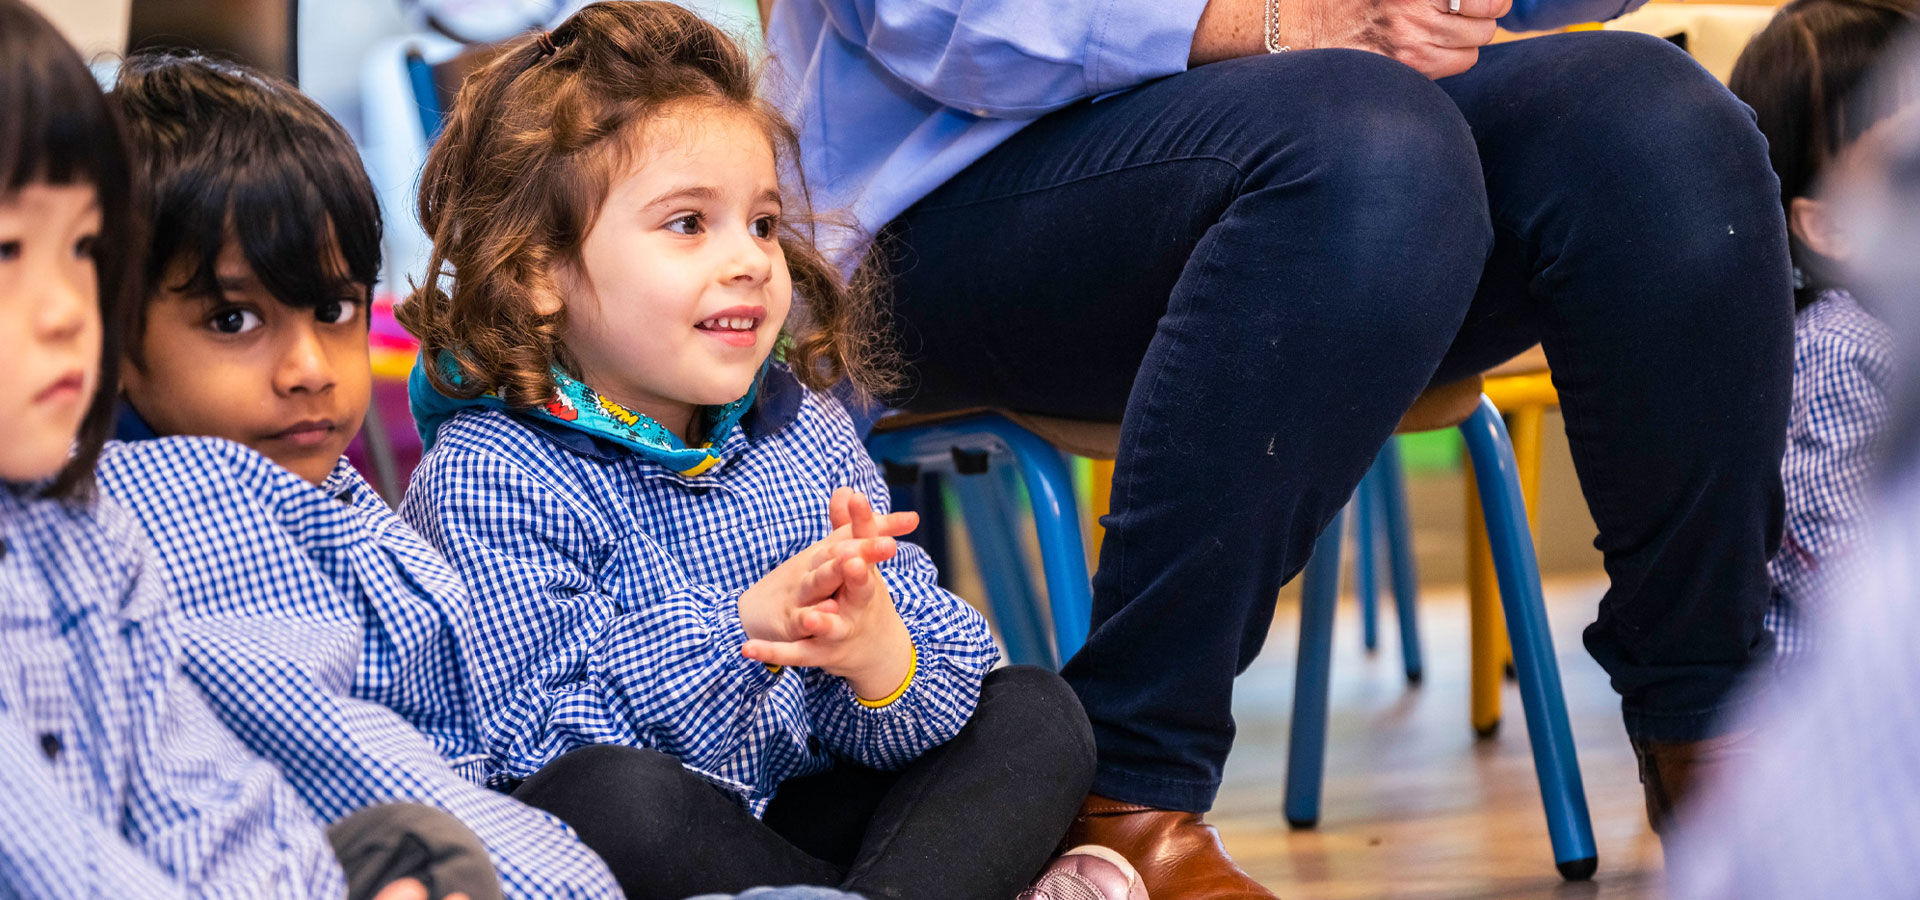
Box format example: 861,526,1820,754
865,412,1092,669
1284,396,1598,881
1351,438,1424,684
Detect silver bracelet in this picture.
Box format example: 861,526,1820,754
1264,0,1292,52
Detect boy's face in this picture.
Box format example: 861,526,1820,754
555,104,792,438
0,184,103,484
123,239,370,486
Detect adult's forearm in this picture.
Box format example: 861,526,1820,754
1191,0,1264,65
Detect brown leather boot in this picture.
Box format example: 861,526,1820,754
1063,795,1277,899
1632,731,1755,837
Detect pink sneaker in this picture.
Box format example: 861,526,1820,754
1017,845,1150,900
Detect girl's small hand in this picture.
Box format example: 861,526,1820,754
737,489,919,642
740,553,914,701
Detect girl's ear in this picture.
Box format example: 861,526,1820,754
1789,196,1851,262
538,260,581,317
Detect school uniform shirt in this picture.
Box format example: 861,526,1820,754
0,481,346,898
400,365,999,814
95,437,623,900
1767,289,1895,659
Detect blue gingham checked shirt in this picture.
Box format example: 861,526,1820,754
399,365,998,814
0,481,346,898
1671,467,1920,899
93,437,624,900
1767,289,1894,660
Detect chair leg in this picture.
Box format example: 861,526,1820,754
1458,399,1598,881
997,426,1094,663
1376,439,1424,684
1089,458,1115,562
1284,507,1347,830
1506,406,1548,681
951,466,1054,668
1355,475,1380,654
1467,465,1505,738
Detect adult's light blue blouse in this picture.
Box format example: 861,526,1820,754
764,0,1649,251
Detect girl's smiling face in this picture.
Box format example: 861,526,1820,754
0,183,103,484
554,102,792,441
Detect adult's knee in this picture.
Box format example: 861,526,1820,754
1508,33,1778,220
1190,51,1493,311
1204,50,1485,197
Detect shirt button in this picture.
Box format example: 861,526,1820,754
39,732,61,760
969,107,990,117
686,485,710,497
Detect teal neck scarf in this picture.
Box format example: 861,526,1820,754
409,352,761,476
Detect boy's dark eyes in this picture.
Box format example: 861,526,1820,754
751,216,778,240
666,214,704,236
208,306,263,335
0,240,18,262
73,234,95,260
315,299,359,325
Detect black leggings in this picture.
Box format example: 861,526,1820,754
510,667,1095,900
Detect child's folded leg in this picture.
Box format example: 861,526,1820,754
326,802,503,900
510,744,842,900
766,666,1096,900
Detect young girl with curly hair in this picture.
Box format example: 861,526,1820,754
397,4,1131,899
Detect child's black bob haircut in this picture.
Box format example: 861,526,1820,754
0,0,141,500
1731,0,1919,307
109,51,381,347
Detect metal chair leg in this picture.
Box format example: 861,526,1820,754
995,425,1093,663
1284,507,1347,830
865,415,1093,666
1355,475,1381,654
951,465,1054,668
1458,399,1598,881
1376,439,1424,684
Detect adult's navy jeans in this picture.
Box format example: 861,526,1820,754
873,31,1794,812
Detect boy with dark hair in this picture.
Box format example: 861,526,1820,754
0,3,486,897
97,50,622,900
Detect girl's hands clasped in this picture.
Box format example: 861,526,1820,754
739,487,917,702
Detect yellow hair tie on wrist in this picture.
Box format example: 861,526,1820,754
857,643,918,709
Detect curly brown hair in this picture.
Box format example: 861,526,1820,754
399,1,892,407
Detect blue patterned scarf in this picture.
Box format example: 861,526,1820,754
409,352,760,476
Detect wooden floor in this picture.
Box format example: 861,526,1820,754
1207,574,1667,900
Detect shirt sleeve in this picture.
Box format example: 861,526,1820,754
0,710,190,900
176,618,623,900
1782,332,1894,572
804,0,1210,117
1499,0,1648,33
801,418,1000,770
110,528,348,899
400,448,792,785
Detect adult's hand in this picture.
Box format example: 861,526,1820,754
1191,0,1514,79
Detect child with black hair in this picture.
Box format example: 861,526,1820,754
95,50,624,900
0,3,485,897
1730,0,1918,663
